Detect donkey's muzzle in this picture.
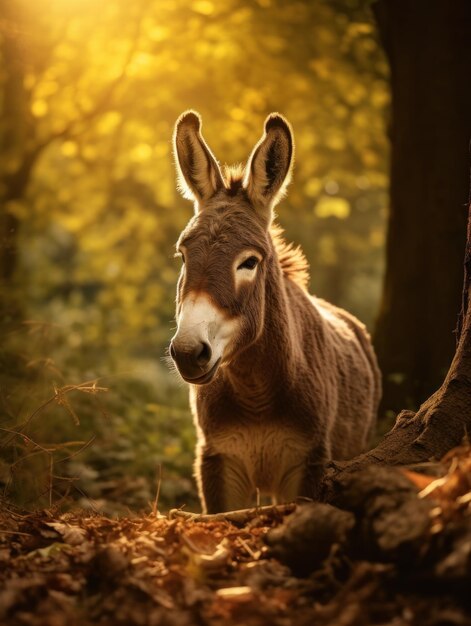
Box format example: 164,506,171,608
170,339,214,382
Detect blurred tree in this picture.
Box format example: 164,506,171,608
0,0,146,304
1,0,388,350
372,0,471,415
0,0,391,509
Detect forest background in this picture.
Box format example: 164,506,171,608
1,0,467,515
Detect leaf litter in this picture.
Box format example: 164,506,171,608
0,446,470,626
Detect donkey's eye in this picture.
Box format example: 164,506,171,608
237,256,259,271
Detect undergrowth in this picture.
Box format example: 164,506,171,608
0,319,198,515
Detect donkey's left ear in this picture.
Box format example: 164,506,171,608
244,113,294,223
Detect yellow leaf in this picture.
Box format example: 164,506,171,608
61,141,78,157
131,143,153,162
31,99,48,117
315,197,350,219
193,1,214,15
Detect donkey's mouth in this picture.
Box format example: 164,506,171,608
183,358,221,385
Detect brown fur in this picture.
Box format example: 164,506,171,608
171,111,382,513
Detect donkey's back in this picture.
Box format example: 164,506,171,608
308,294,381,459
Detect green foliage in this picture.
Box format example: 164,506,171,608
0,321,196,514
0,0,389,511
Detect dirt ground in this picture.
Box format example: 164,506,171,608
1,448,470,626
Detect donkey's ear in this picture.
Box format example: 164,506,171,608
244,113,294,223
173,111,224,210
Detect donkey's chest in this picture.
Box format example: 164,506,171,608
209,425,310,491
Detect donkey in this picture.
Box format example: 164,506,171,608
169,110,381,513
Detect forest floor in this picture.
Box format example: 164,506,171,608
1,448,470,626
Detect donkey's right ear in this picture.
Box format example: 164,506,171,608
173,111,224,210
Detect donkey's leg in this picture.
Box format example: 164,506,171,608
221,455,253,512
275,443,328,503
276,462,306,504
195,450,225,514
196,447,253,513
297,445,328,500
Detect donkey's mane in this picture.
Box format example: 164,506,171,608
270,225,310,290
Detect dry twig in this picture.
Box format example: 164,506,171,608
169,502,297,525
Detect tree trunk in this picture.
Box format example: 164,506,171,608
372,0,471,416
0,0,35,288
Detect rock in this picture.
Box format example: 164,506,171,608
265,502,355,575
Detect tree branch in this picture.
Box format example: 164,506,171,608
34,0,147,153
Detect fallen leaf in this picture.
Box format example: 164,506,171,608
46,522,87,546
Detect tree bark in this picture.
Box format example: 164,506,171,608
372,0,471,415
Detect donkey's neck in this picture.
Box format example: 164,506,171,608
224,260,304,413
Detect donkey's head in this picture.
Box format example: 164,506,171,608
169,111,294,384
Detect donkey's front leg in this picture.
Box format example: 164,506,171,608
276,444,327,504
196,446,253,513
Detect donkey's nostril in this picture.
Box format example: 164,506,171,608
195,341,212,366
